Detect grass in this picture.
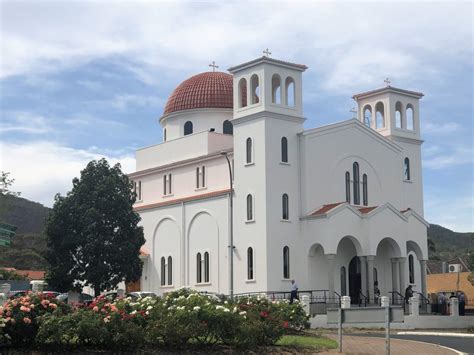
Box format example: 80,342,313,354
276,334,338,351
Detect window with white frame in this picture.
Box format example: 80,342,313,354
246,194,253,221
204,252,210,283
246,138,253,164
160,257,166,286
196,253,202,283
282,193,289,220
283,246,290,279
167,256,173,285
247,247,254,280
196,166,206,189
163,173,172,195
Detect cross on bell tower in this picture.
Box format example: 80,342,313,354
384,78,391,86
208,61,219,72
262,48,272,57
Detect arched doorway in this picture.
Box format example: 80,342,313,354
349,256,361,304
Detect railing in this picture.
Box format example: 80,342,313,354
389,291,408,314
358,291,368,307
416,292,431,314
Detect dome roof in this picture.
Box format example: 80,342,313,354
163,72,233,116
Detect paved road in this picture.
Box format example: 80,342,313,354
353,332,474,354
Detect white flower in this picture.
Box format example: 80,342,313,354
233,306,237,313
193,306,201,311
145,311,149,315
239,311,247,316
146,306,153,310
223,308,230,312
131,310,137,315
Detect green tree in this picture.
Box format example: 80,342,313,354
0,171,21,196
45,159,144,296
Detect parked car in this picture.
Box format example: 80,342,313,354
8,290,60,299
56,292,94,305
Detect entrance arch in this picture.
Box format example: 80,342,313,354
348,256,361,303
336,236,362,303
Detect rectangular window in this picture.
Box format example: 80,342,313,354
168,173,172,194
196,166,206,188
196,167,200,188
163,175,167,195
201,166,205,187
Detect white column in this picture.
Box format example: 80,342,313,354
391,258,399,294
301,294,310,315
450,298,459,317
420,260,427,297
367,255,375,304
359,256,367,296
398,257,407,296
409,296,419,316
327,254,336,298
341,296,351,309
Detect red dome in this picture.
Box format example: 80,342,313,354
163,72,233,116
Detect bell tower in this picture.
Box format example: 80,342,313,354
228,56,307,293
352,84,424,141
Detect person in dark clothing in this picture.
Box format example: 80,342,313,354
290,280,299,304
404,285,413,304
374,281,381,305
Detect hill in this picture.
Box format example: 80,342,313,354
427,224,474,260
0,194,50,270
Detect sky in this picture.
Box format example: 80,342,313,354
0,0,472,232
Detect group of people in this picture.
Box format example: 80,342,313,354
430,291,467,315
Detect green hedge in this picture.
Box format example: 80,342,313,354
0,288,310,350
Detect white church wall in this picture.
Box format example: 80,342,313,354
160,109,233,141
232,117,270,293
135,131,232,171
301,123,405,215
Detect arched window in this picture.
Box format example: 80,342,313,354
404,157,411,180
246,137,252,164
167,256,173,285
375,102,385,129
409,254,415,284
285,77,295,106
246,194,253,221
223,120,233,135
184,121,193,135
340,266,347,296
282,193,289,220
363,105,372,127
247,247,254,280
204,252,210,283
281,137,288,163
196,253,202,283
406,104,414,130
251,74,259,104
238,78,247,108
345,171,351,203
362,174,368,206
353,162,360,205
160,257,166,286
395,101,402,128
283,246,290,279
163,128,167,142
272,74,281,104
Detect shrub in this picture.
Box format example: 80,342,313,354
0,291,70,346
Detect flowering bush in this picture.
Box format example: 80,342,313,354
0,292,70,346
1,289,310,350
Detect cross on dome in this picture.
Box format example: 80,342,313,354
209,61,219,72
263,48,272,57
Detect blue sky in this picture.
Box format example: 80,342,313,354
0,1,472,232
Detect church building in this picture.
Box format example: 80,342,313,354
129,55,429,304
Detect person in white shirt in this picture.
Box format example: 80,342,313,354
290,280,299,304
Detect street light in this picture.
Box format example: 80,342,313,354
220,151,234,299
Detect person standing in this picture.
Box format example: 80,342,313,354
374,281,381,305
290,280,299,304
404,285,413,304
439,292,447,315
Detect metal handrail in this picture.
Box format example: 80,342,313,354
416,291,430,304
359,290,368,306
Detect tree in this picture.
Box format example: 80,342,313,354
0,171,21,196
45,159,144,296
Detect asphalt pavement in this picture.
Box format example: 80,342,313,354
352,332,474,354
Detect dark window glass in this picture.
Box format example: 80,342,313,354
246,194,253,221
409,255,415,284
353,162,360,205
340,266,347,296
160,257,166,286
184,121,193,135
362,174,368,206
196,253,202,283
204,252,210,283
345,172,350,203
283,246,290,279
247,247,254,280
281,137,288,163
282,193,289,220
167,256,172,285
404,158,411,180
246,138,252,164
223,120,233,135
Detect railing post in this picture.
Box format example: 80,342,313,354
409,296,419,316
301,294,310,315
450,297,459,317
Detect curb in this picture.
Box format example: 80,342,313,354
393,337,466,355
397,331,474,338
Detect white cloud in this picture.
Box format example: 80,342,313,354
423,121,460,134
0,141,135,207
423,146,473,170
0,112,52,134
0,1,471,94
425,195,474,233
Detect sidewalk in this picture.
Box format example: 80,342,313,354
320,334,459,354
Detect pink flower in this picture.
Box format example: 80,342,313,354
49,303,58,309
93,306,99,312
23,317,31,324
20,306,31,312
